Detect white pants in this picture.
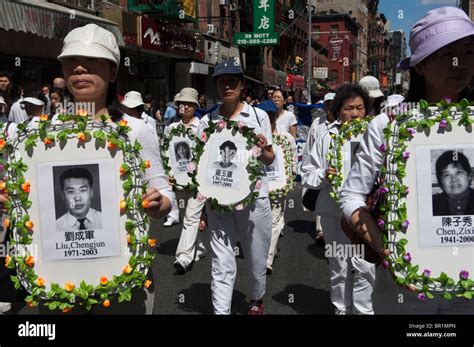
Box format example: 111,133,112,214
321,216,375,315
208,198,272,315
267,197,284,268
175,196,207,267
168,193,180,221
374,266,474,314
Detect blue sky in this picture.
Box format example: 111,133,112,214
379,0,459,54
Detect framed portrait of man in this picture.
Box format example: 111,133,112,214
195,126,255,207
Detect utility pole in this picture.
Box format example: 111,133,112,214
307,2,314,104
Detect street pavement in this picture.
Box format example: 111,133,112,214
148,183,334,314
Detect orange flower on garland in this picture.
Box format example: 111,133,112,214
127,234,131,244
142,200,150,209
25,220,34,230
143,160,151,169
118,119,128,127
62,307,72,313
77,132,86,141
0,181,5,190
4,255,11,266
103,299,110,308
3,218,9,229
147,238,157,247
0,139,6,149
64,282,75,292
21,182,30,193
43,137,53,145
35,277,45,287
144,280,152,289
77,109,88,117
123,264,132,274
39,114,49,121
100,276,108,285
25,255,35,267
120,199,126,212
107,141,117,150
119,165,128,175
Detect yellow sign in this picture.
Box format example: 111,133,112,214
181,0,196,18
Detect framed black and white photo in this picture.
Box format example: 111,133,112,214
205,139,243,190
1,117,152,310
379,104,474,296
37,160,120,261
415,145,474,248
162,127,196,190
193,123,262,209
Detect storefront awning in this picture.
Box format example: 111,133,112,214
0,0,125,46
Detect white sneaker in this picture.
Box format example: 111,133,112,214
194,249,206,262
164,218,179,227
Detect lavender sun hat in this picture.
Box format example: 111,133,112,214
398,6,474,70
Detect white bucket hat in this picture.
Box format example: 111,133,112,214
57,24,120,66
174,88,200,107
359,76,384,98
122,91,144,109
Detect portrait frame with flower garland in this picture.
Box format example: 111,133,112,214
0,114,156,312
377,100,474,300
190,119,264,213
161,124,196,191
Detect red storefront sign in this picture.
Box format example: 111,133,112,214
287,74,305,90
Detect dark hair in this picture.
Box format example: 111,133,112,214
436,150,471,189
144,94,153,103
60,167,93,190
330,84,370,119
50,87,64,100
0,71,12,80
272,89,288,99
405,68,426,102
220,140,237,151
175,142,190,159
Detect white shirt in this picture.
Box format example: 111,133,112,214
56,208,103,231
141,112,157,132
165,116,200,137
301,121,342,217
8,99,28,124
275,110,297,134
198,102,273,199
339,113,391,221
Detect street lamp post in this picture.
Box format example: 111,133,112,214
307,3,314,104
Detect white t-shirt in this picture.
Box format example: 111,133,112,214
198,102,273,199
275,110,297,134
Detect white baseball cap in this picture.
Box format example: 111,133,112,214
359,76,384,98
323,93,335,102
21,97,45,106
58,24,120,66
122,91,144,109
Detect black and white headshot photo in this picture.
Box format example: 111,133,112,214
174,141,191,162
54,165,103,231
206,139,243,189
213,140,238,170
432,149,474,216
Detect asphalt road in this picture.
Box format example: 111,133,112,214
149,183,333,314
